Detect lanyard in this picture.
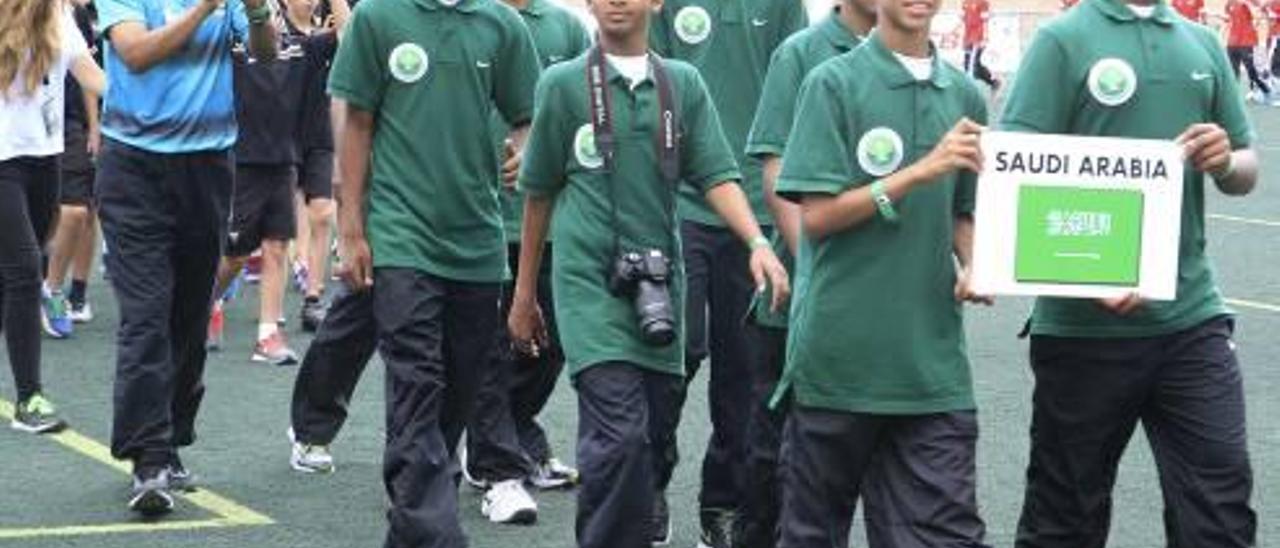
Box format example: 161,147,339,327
585,45,682,256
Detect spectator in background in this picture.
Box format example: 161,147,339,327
962,0,999,90
1223,0,1276,104
1265,0,1280,81
1172,0,1206,22
0,0,104,435
287,0,351,333
96,0,276,516
43,0,103,341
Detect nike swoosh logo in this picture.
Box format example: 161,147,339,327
752,18,768,26
1191,71,1212,81
476,60,492,69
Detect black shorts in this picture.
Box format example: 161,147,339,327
297,148,333,203
60,128,95,206
227,164,297,257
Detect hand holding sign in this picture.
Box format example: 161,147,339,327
1177,123,1232,177
916,118,986,181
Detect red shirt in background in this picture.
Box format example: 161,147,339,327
1266,0,1280,38
1172,0,1204,22
1061,0,1080,11
1227,0,1259,47
963,0,990,47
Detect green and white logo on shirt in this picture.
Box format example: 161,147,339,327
574,124,604,169
674,6,713,45
1087,58,1137,107
856,127,904,177
389,43,429,84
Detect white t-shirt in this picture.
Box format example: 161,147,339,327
607,54,649,90
0,7,89,162
1128,4,1157,17
893,52,935,81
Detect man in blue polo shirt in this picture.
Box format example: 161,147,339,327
95,0,276,516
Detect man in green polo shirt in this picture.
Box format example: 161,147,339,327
771,0,993,544
647,0,806,543
1000,0,1260,545
506,0,789,544
327,0,541,544
462,0,591,523
737,0,876,545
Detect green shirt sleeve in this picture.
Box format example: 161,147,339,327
518,74,569,197
955,83,990,216
746,43,804,158
1200,30,1256,148
680,68,742,192
999,29,1074,134
568,16,593,57
776,69,858,201
776,0,809,46
327,5,386,112
494,14,543,127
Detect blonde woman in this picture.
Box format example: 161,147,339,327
0,0,104,434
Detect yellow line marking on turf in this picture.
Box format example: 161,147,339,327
1226,298,1280,314
0,399,272,539
1209,213,1280,228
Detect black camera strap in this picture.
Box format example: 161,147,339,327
586,44,681,258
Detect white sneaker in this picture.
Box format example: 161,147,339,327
528,458,579,490
288,427,335,474
68,302,93,323
481,479,538,525
458,443,491,490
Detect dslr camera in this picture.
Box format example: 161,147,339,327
607,249,677,347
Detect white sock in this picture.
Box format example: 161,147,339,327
258,323,278,341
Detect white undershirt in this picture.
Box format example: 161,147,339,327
607,54,649,90
893,52,935,81
0,6,88,162
1128,4,1157,17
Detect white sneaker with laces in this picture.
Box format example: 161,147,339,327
288,427,335,474
481,479,538,525
528,458,579,490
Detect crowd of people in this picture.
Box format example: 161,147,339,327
0,0,1266,546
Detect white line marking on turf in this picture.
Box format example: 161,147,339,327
1209,213,1280,228
1226,298,1280,314
0,399,272,539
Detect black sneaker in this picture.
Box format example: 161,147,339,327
168,455,199,493
300,297,326,333
129,467,174,516
650,492,672,546
697,508,736,548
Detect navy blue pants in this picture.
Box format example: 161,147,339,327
653,220,756,511
1017,316,1255,548
290,284,377,446
98,139,230,470
575,362,682,548
374,268,499,548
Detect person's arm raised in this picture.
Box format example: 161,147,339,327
108,0,223,73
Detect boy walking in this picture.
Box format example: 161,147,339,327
1001,0,1260,545
737,0,876,544
771,0,992,545
327,0,541,544
507,0,789,546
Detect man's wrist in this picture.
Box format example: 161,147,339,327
246,1,272,25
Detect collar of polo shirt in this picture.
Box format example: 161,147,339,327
1092,0,1176,24
863,31,952,89
414,0,481,13
819,7,863,52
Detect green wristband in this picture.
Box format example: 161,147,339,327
870,180,899,223
246,2,272,24
748,235,771,251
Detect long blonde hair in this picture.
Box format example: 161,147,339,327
0,0,63,99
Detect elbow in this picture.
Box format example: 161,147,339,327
116,48,155,73
799,209,829,243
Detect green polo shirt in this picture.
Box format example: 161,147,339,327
519,56,741,377
496,0,591,245
652,0,807,226
328,0,542,282
1001,0,1254,338
745,9,864,329
773,34,987,415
